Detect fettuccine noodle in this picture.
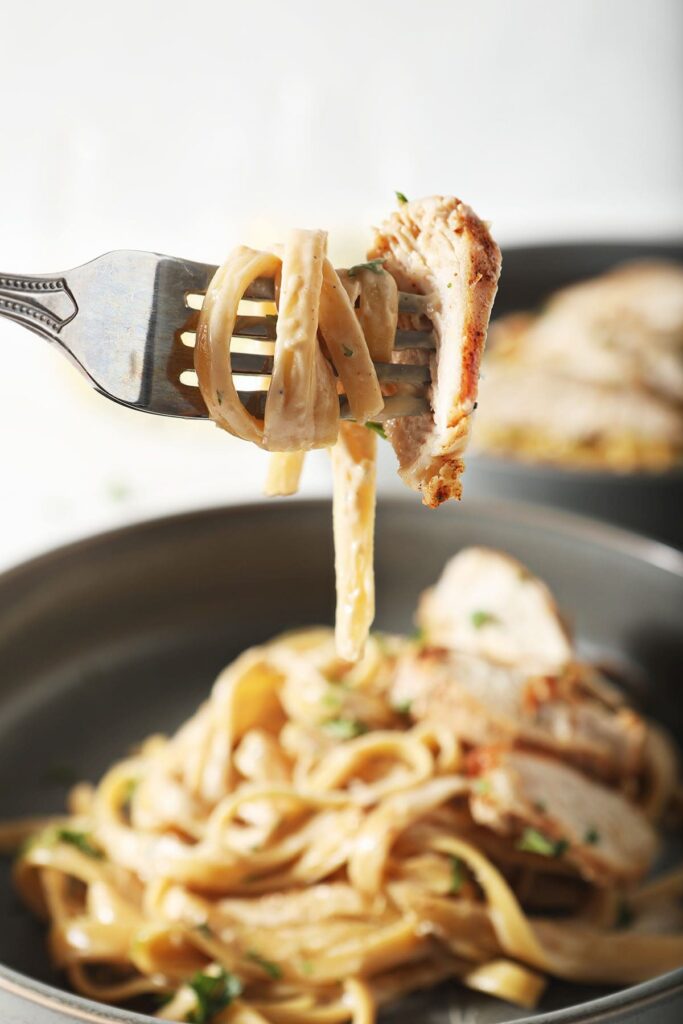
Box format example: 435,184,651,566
195,229,396,662
5,627,682,1023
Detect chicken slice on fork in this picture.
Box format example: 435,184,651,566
370,196,501,506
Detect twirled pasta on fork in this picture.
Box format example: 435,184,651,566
195,197,502,661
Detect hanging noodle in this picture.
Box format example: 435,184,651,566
195,229,395,662
4,617,683,1024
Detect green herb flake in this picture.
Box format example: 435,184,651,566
195,922,214,939
473,778,492,796
121,778,139,815
411,626,427,646
533,800,547,814
517,828,568,858
347,258,386,277
584,827,600,845
300,959,314,976
342,345,354,358
615,899,635,929
393,700,413,716
322,717,368,740
247,950,282,980
366,421,387,441
449,855,467,894
55,828,103,860
470,610,499,630
395,191,409,205
322,688,343,711
447,282,453,288
187,967,243,1024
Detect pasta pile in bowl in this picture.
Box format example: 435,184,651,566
4,548,682,1023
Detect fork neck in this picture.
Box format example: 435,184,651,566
0,272,77,343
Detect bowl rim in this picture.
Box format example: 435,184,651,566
0,497,681,1023
0,495,681,588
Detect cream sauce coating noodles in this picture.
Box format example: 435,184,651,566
4,628,682,1023
195,229,394,662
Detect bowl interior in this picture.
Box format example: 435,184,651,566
0,500,681,1023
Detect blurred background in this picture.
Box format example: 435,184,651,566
0,0,681,569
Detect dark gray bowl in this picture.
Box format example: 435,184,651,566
465,241,683,549
0,500,681,1023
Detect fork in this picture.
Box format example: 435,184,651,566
0,250,435,421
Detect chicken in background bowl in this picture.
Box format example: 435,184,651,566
473,260,683,472
437,242,683,547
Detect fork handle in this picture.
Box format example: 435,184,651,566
0,272,78,343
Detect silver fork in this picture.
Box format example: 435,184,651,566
0,250,435,421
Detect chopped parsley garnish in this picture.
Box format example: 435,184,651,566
121,778,139,815
393,699,413,716
247,950,282,979
470,610,499,630
615,899,635,929
449,855,467,894
300,959,314,976
517,828,568,858
584,827,600,845
187,967,243,1023
322,688,343,711
366,421,387,440
447,281,453,288
195,922,214,938
348,258,386,277
533,800,547,814
55,829,103,860
473,778,492,796
395,191,409,205
342,345,354,357
323,717,368,740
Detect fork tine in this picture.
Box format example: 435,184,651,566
228,352,431,385
393,329,435,350
202,311,435,350
234,314,278,340
238,391,430,421
240,275,429,316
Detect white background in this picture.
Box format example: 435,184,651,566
0,0,681,570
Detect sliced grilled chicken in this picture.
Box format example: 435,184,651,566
474,359,683,470
469,749,657,885
473,260,683,469
392,649,645,781
519,261,683,403
369,196,501,507
417,547,572,673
